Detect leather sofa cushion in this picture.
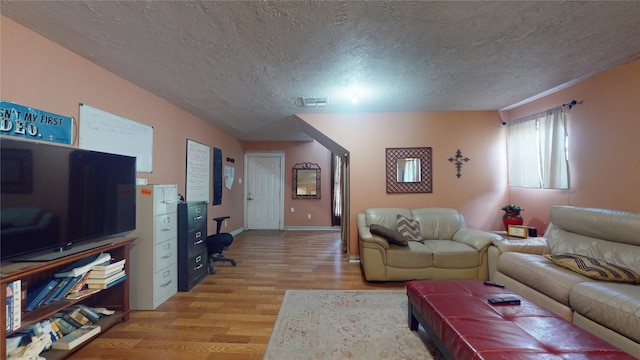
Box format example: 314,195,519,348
546,225,640,274
549,206,640,247
497,252,588,306
570,282,640,343
424,240,480,268
386,242,433,268
546,206,640,272
365,208,411,230
492,237,549,255
410,207,464,240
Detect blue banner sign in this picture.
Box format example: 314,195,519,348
0,101,73,145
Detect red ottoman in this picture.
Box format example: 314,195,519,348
407,280,634,360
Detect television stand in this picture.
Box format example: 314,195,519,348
1,237,135,360
12,239,114,262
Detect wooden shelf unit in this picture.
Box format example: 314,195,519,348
1,237,135,360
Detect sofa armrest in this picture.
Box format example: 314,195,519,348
357,214,390,250
452,229,502,251
492,237,551,255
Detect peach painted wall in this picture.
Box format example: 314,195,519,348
243,141,333,227
1,16,245,235
299,111,508,256
503,58,640,231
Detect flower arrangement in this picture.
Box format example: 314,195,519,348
501,204,524,212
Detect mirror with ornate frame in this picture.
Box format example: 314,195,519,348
386,147,432,193
292,162,321,199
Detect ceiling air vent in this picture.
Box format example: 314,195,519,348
302,97,328,107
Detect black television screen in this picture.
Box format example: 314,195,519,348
1,138,136,261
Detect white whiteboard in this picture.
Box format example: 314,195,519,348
186,139,210,203
79,104,153,172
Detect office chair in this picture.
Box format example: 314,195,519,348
206,216,237,274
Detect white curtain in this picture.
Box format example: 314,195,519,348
507,106,569,189
332,155,342,222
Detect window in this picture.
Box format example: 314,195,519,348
507,106,569,189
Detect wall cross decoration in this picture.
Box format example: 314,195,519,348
448,149,470,178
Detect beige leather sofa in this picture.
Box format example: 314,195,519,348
357,207,502,281
489,206,640,358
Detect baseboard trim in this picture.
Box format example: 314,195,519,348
229,228,245,236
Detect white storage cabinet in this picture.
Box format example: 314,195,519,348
129,184,178,310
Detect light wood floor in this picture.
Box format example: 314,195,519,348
70,230,406,359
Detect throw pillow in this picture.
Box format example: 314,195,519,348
545,253,640,284
369,224,409,247
396,214,424,242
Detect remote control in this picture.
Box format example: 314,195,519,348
483,280,506,288
488,296,521,305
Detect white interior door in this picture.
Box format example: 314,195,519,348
245,153,284,229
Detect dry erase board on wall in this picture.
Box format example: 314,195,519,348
186,139,210,203
79,104,153,172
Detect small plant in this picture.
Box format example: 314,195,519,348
501,204,524,212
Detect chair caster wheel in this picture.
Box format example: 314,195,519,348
231,260,237,266
208,261,216,275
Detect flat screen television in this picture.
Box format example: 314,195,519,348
1,138,136,261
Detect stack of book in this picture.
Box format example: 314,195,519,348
49,304,103,350
8,304,107,351
24,253,113,312
86,259,126,289
50,304,102,336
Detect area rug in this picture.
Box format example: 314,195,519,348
264,290,441,360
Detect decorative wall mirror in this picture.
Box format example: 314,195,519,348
396,157,421,182
293,162,321,199
386,147,432,193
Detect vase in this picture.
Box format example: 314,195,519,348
503,210,524,230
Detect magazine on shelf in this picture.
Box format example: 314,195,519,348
54,252,112,278
67,272,92,294
65,288,101,300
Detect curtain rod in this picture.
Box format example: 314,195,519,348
562,100,582,109
501,99,582,126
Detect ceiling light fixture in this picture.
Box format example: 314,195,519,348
347,82,363,105
302,97,328,107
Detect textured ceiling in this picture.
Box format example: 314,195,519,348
2,1,640,141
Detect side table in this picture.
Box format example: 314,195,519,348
491,230,545,241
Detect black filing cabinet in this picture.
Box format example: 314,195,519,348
177,202,208,291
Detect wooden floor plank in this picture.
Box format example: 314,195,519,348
69,230,405,359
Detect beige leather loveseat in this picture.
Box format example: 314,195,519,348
357,207,502,281
489,206,640,357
